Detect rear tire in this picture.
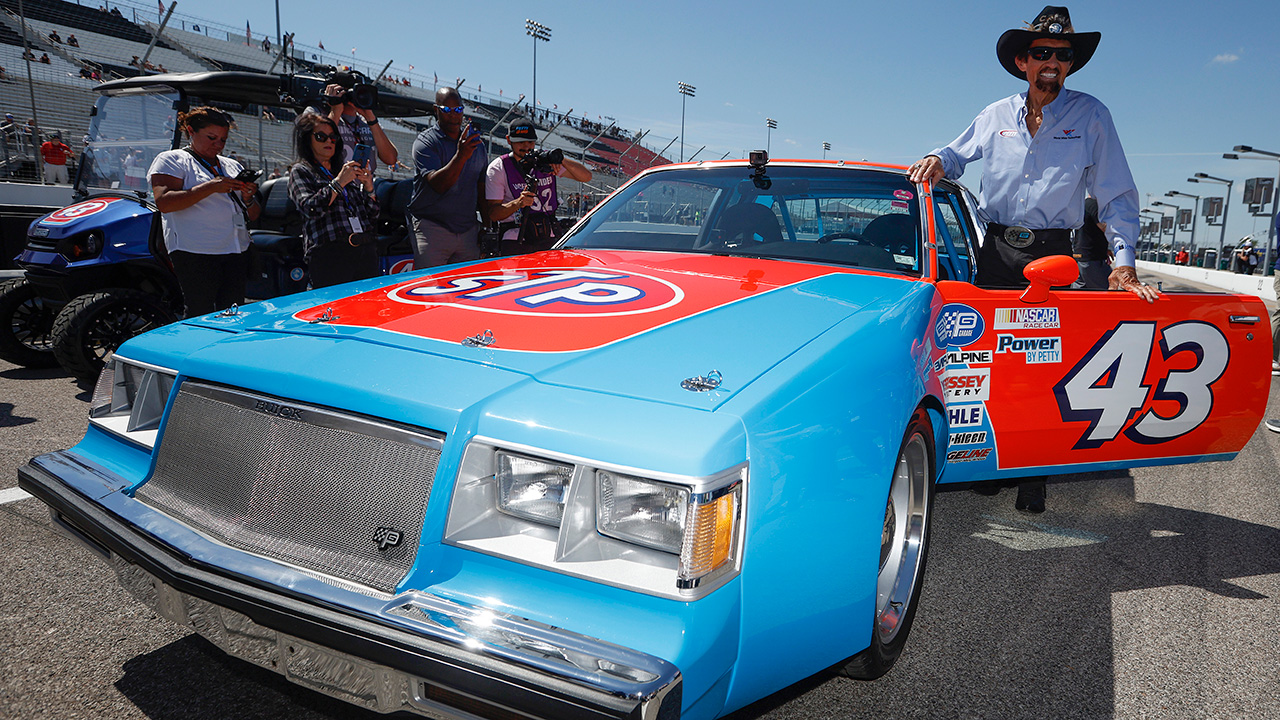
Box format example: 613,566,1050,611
841,408,936,680
0,277,59,368
51,289,176,381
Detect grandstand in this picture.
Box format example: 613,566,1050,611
0,0,672,192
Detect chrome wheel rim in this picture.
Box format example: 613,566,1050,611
875,432,929,645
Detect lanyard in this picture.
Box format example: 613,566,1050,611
183,147,248,214
318,164,352,205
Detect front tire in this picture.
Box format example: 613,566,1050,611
842,408,935,680
51,289,176,381
0,277,59,368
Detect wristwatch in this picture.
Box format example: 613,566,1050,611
366,118,379,126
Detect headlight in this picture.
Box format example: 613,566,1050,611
57,230,104,261
597,471,688,553
90,355,176,448
496,451,573,526
445,439,745,599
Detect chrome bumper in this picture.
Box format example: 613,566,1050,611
20,451,683,720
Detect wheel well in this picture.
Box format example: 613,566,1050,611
918,397,946,482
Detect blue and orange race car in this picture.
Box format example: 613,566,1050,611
18,156,1269,719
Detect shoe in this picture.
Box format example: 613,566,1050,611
1266,419,1280,433
1272,361,1279,376
972,484,1001,496
1015,480,1046,513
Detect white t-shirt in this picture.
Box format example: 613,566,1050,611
148,149,249,255
484,154,564,241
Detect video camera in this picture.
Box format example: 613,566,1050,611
281,65,378,110
516,147,563,177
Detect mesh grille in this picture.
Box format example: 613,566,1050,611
138,382,443,593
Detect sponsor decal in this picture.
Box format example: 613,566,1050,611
389,259,415,274
389,268,683,317
891,200,909,209
40,198,120,225
994,307,1060,330
893,189,914,201
949,431,988,445
947,447,992,463
289,266,306,282
934,303,985,348
948,404,985,428
999,129,1019,138
1052,128,1082,141
933,349,993,372
943,367,991,402
997,334,1062,364
253,399,304,420
373,527,403,551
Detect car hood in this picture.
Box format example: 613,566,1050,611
185,250,921,410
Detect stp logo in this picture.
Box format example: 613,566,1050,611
389,268,684,317
935,303,985,347
41,198,120,225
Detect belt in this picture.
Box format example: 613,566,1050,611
987,223,1074,249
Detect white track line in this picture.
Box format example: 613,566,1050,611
0,487,32,505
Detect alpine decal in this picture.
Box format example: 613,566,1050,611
933,349,992,372
291,251,857,353
389,268,682,317
935,303,984,348
40,198,121,225
1053,321,1229,450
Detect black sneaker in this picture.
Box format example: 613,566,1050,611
1015,480,1046,513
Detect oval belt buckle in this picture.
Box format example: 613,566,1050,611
1004,225,1035,249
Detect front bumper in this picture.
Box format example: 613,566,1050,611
19,451,683,720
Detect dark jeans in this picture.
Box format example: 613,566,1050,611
169,249,248,318
307,240,379,289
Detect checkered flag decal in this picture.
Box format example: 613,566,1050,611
373,527,403,551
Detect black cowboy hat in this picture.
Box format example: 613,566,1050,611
996,6,1101,80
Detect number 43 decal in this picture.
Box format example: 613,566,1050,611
1053,321,1229,450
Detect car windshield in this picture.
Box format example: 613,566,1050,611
560,165,924,276
77,89,179,196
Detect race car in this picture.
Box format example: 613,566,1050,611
18,156,1269,720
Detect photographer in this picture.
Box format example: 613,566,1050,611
321,69,397,173
288,112,380,288
484,121,591,256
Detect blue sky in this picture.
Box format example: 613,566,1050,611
185,0,1279,246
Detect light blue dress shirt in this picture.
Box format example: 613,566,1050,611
931,88,1140,268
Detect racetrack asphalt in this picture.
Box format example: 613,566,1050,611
2,269,1277,720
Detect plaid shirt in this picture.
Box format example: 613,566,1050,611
288,161,379,257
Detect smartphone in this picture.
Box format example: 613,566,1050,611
352,143,373,168
460,118,476,140
235,168,262,183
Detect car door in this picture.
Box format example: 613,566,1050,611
923,185,1271,484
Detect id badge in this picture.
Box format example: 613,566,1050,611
349,217,363,233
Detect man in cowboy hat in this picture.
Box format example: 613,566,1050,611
910,6,1158,513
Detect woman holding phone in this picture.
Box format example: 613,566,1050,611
149,106,261,317
288,112,380,288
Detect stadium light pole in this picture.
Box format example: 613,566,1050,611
1225,145,1280,274
1191,173,1234,258
1165,190,1199,257
1150,201,1180,255
677,82,695,162
1140,208,1164,261
822,141,830,159
525,20,551,118
765,118,777,155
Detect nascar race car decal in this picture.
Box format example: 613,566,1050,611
293,250,858,353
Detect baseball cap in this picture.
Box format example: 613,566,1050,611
507,121,537,142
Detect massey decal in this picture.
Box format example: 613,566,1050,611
40,198,121,225
949,431,988,445
996,334,1062,364
934,303,984,348
933,349,993,371
947,404,985,428
292,251,857,353
942,367,990,402
947,448,992,463
994,307,1060,330
1054,321,1229,450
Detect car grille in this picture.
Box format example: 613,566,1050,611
25,236,57,252
137,382,443,593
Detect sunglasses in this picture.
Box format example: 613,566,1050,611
437,105,465,114
312,131,338,142
1027,46,1074,62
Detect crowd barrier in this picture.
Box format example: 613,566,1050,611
1137,259,1277,302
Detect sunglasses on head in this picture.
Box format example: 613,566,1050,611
1028,46,1074,62
437,105,465,114
312,131,338,142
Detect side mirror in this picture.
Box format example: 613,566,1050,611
1019,255,1078,304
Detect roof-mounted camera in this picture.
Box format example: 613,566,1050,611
748,150,771,190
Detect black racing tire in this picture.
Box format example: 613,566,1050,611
51,289,176,382
0,277,59,368
841,407,936,680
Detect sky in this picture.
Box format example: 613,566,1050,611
158,0,1279,247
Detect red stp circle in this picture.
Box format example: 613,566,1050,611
389,268,684,317
41,198,121,225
